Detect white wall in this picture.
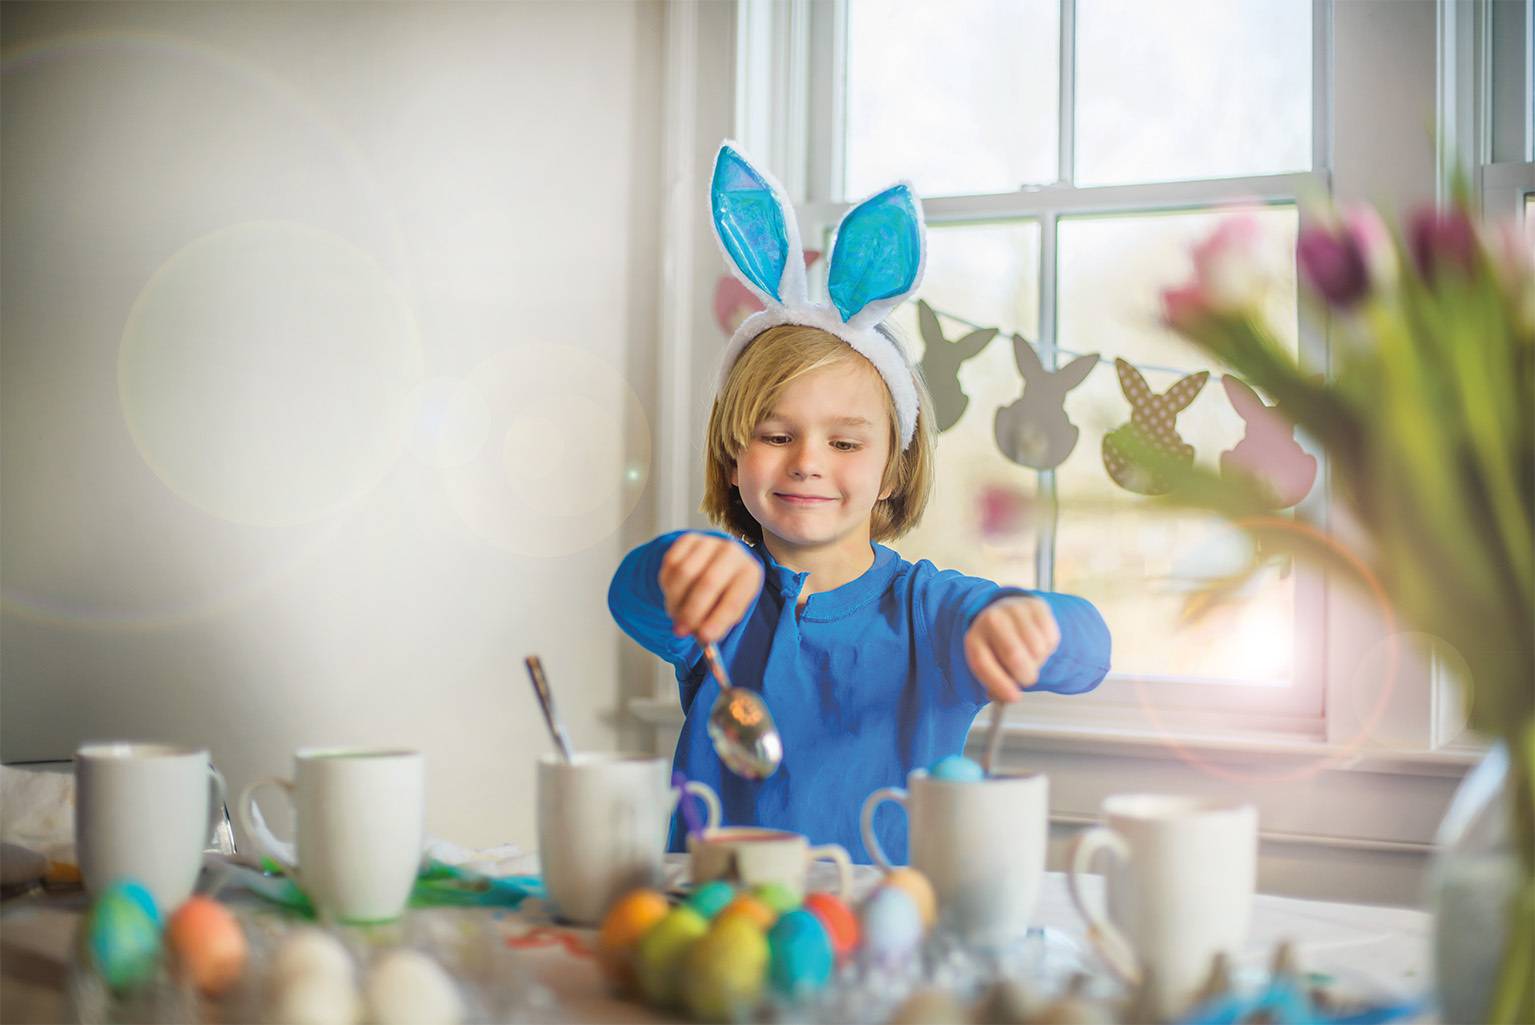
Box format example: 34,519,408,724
0,0,678,850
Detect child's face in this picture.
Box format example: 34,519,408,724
732,359,893,556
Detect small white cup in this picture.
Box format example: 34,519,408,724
537,754,720,925
689,826,853,900
1068,793,1258,1015
238,748,425,924
861,770,1049,943
75,742,226,913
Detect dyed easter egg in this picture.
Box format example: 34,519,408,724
165,896,247,996
929,754,984,782
751,881,800,915
680,915,769,1021
716,893,778,931
635,906,708,1007
802,892,859,961
114,879,162,925
85,882,162,991
859,886,923,965
685,880,736,920
767,908,834,996
597,889,671,990
881,867,937,929
364,949,463,1025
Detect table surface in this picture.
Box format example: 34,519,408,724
0,856,1432,1024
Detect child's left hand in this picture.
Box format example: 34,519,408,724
964,596,1061,703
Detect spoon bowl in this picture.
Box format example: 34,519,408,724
701,642,783,779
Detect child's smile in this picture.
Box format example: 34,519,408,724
731,359,893,569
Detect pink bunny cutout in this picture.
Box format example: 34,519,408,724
993,335,1098,470
1218,375,1317,508
1102,358,1208,495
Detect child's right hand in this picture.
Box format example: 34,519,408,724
659,533,763,644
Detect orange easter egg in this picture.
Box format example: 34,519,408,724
597,889,671,990
164,897,247,996
881,868,937,930
802,892,860,961
715,893,778,931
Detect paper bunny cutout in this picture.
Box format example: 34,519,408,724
1102,358,1209,495
1218,375,1317,508
915,300,997,432
993,336,1099,470
710,142,927,449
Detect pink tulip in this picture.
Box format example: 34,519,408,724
1191,214,1269,312
1161,282,1213,332
1407,206,1477,282
1297,223,1368,307
1344,205,1397,290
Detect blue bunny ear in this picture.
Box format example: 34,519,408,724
827,183,925,327
710,144,806,306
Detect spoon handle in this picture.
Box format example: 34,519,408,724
524,655,575,763
701,641,734,692
982,700,1006,777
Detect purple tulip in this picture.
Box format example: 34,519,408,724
1297,223,1369,307
1407,205,1477,282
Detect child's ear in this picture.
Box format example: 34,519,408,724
730,462,739,487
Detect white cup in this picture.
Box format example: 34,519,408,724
689,826,853,900
1068,794,1258,1014
861,770,1049,943
238,748,425,924
537,754,721,925
75,742,227,913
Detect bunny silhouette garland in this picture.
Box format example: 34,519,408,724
995,335,1100,471
1218,375,1317,507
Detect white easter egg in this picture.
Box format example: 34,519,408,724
271,927,355,985
265,971,362,1025
364,949,464,1025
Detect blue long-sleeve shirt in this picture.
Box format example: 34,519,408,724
608,531,1111,864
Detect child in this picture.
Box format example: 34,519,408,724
609,143,1111,864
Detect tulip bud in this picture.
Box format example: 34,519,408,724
1407,205,1477,282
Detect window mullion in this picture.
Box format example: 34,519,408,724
1037,209,1061,594
1058,0,1076,187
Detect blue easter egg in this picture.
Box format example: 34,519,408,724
859,886,924,964
114,878,162,924
87,881,163,991
767,908,834,996
685,880,737,920
929,754,984,782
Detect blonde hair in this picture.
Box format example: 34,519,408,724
702,324,936,544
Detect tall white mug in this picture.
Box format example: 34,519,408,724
1068,794,1258,1016
861,770,1049,944
238,748,425,924
75,742,226,913
537,754,721,925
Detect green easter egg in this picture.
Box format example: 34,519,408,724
635,906,708,1007
685,880,736,920
680,916,769,1021
751,881,800,915
86,883,162,991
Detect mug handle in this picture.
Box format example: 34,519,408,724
236,777,300,880
1067,826,1140,984
669,779,723,832
207,765,228,844
806,843,854,899
859,786,907,872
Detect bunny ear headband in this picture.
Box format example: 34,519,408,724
709,141,927,449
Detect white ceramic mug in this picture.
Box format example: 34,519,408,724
75,742,227,912
238,748,425,924
689,826,853,900
861,770,1049,943
1068,794,1258,1014
537,754,720,925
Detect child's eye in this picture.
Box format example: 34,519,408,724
831,440,862,452
760,433,791,445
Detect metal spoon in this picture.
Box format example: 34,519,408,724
524,655,575,762
702,641,783,779
981,700,1006,777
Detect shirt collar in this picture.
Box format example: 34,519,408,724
752,541,901,621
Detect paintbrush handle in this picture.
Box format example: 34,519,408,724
524,656,575,763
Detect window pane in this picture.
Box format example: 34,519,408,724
1075,0,1312,187
845,0,1059,199
1054,207,1301,684
889,222,1043,585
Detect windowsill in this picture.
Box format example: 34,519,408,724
626,696,1483,778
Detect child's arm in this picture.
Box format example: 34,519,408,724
607,530,763,668
917,569,1111,706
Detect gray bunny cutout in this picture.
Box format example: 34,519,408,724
916,300,998,432
993,335,1099,470
1102,358,1209,495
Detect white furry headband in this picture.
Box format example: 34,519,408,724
709,142,927,449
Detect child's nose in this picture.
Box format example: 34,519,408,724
788,443,821,478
